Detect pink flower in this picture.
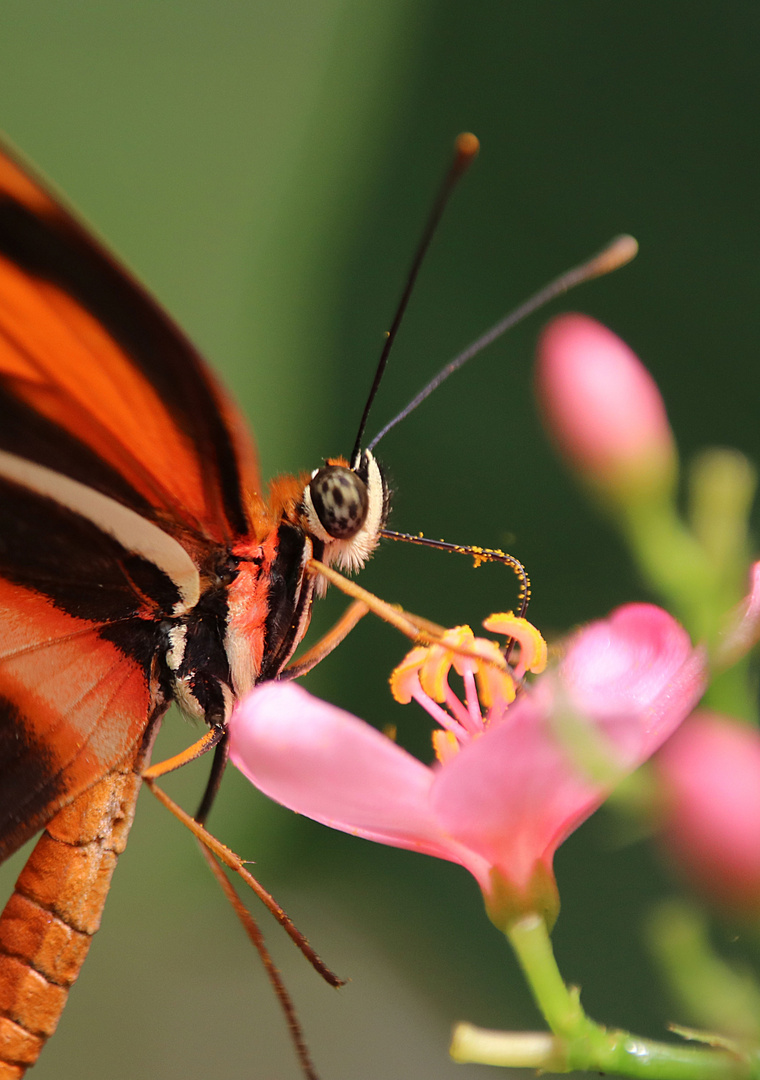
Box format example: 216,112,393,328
657,711,760,919
229,605,704,929
536,314,677,501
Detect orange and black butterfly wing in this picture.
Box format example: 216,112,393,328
0,143,260,861
0,143,261,545
0,594,159,863
0,480,182,861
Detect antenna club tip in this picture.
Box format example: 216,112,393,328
608,233,639,265
591,234,639,277
455,132,480,165
577,234,638,284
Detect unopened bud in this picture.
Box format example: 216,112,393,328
536,314,677,504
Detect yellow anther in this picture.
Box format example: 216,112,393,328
432,728,460,764
476,662,516,710
420,645,457,700
390,645,429,703
442,626,480,677
482,612,548,673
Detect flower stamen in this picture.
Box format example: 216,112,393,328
390,613,547,759
415,688,469,742
461,668,485,731
483,613,548,678
432,728,460,764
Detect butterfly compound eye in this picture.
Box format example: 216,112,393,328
308,465,369,540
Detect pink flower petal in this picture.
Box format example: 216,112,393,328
228,682,462,862
561,603,706,762
430,684,597,891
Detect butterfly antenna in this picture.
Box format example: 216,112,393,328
367,234,638,451
350,132,480,467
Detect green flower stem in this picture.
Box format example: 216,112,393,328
451,1020,754,1077
688,450,755,587
647,901,760,1042
613,450,754,644
452,913,756,1078
507,914,587,1035
622,497,756,719
617,495,756,720
704,656,756,724
611,449,758,720
619,498,718,640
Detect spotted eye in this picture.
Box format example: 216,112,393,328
308,465,369,540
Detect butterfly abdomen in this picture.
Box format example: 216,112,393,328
0,759,143,1077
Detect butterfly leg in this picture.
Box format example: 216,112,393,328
280,598,369,680
141,724,225,781
144,778,342,986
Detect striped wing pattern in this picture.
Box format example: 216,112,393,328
0,143,257,859
0,146,260,544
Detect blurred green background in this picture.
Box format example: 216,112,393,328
0,3,758,1077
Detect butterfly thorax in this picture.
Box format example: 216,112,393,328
164,450,390,729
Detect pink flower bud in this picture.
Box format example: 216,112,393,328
657,711,760,919
536,314,677,501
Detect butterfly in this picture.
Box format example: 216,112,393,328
0,142,393,1077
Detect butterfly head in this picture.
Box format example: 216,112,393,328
300,449,390,578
